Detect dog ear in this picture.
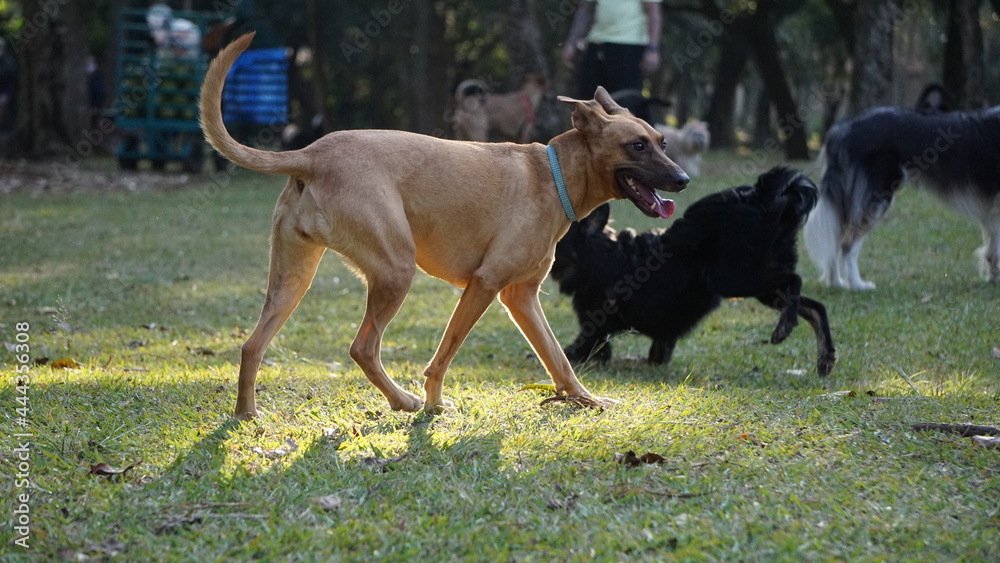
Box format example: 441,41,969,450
557,95,612,135
594,86,628,115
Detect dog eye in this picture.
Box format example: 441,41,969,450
631,142,645,152
660,139,667,150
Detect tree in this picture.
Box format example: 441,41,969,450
12,0,89,158
664,0,810,160
846,0,897,114
943,0,986,109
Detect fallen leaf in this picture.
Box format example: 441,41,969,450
539,395,604,409
971,435,1000,449
50,357,82,370
251,438,299,459
545,493,579,511
3,342,15,352
155,513,203,535
89,460,143,476
615,450,669,467
739,433,765,447
521,382,557,392
992,347,1000,360
360,453,407,472
188,346,216,356
817,390,857,399
313,494,343,511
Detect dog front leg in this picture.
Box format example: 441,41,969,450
797,296,836,376
422,275,501,413
756,275,803,344
350,271,424,413
647,338,676,366
499,282,614,405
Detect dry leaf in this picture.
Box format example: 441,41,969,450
155,513,203,535
50,357,82,370
992,347,1000,360
313,495,343,511
188,346,216,356
89,460,143,476
360,453,407,472
615,450,668,467
971,435,1000,449
251,438,299,459
739,433,765,447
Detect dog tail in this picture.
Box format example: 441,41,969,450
199,32,308,176
455,79,488,106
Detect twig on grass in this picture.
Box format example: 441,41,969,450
911,422,1000,437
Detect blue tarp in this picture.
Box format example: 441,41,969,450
222,47,288,126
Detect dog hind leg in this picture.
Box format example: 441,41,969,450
804,196,846,287
975,221,1000,282
236,236,326,419
841,235,876,290
422,274,502,412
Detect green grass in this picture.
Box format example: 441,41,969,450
1,152,998,561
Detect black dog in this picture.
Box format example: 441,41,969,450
551,166,836,376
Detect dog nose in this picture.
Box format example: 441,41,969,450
673,173,690,191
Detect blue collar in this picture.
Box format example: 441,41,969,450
545,145,577,222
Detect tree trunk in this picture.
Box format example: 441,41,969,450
944,0,986,109
705,36,749,150
408,0,448,136
506,0,550,83
12,0,89,158
747,13,810,160
848,0,897,114
306,0,331,130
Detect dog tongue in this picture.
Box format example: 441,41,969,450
651,193,675,219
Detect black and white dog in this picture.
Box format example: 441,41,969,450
551,167,836,376
804,105,1000,289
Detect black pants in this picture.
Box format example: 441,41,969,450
576,42,645,99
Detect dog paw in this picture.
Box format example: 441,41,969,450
817,352,836,376
852,280,877,290
388,391,424,413
770,321,796,344
422,399,456,415
539,394,616,409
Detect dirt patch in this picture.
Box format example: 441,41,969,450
0,159,202,195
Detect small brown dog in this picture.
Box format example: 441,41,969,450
655,121,711,177
200,33,689,419
451,74,547,143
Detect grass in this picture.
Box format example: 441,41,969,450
0,151,998,561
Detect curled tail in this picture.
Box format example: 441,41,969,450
199,32,308,176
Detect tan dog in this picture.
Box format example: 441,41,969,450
200,33,689,419
655,121,711,177
451,74,547,143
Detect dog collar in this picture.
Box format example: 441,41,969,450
546,145,577,222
